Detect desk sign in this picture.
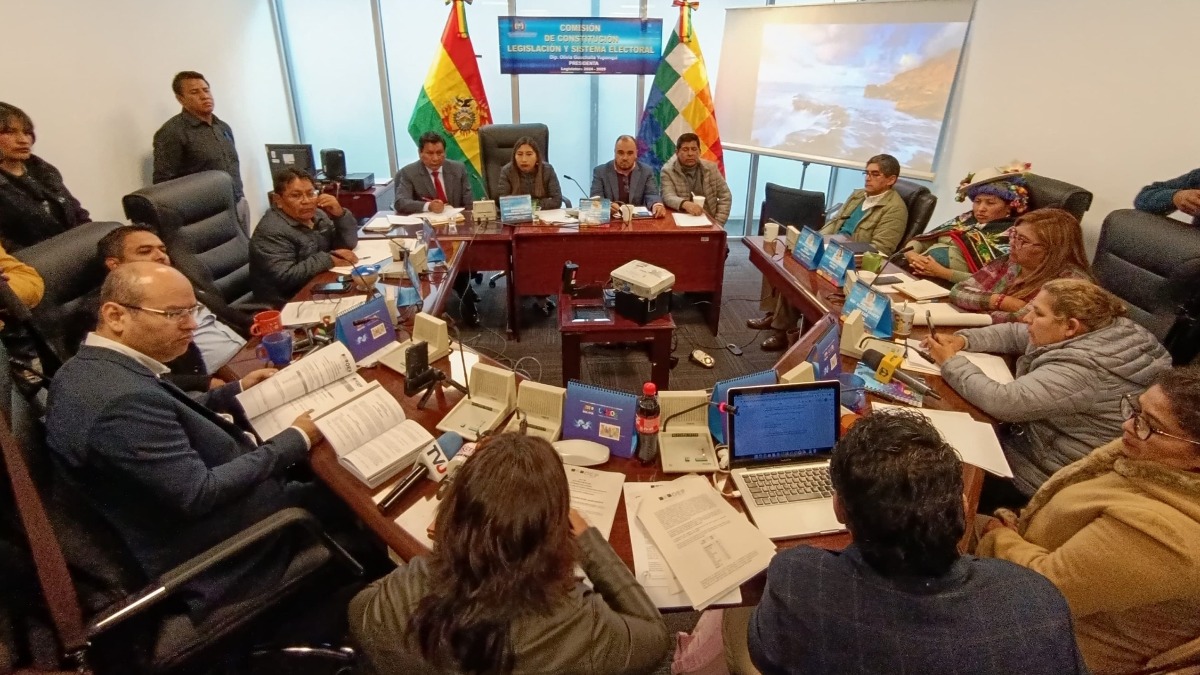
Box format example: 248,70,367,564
334,296,397,363
498,17,663,75
578,197,612,226
499,194,533,224
843,281,893,339
816,240,854,285
793,227,824,270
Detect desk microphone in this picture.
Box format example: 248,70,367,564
561,175,591,202
861,348,941,400
863,244,915,295
330,251,377,300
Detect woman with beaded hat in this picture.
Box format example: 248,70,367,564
905,162,1031,284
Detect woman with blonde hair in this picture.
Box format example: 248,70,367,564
348,432,670,675
948,207,1091,323
925,279,1171,496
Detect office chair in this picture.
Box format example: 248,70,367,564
1023,173,1093,223
1092,208,1200,363
758,183,825,235
0,356,365,674
892,179,938,244
122,171,266,312
478,124,551,288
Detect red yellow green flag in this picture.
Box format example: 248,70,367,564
408,0,493,199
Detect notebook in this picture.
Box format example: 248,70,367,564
726,381,845,540
708,369,779,445
562,381,638,458
854,362,924,406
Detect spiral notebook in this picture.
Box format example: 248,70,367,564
708,369,779,444
563,381,638,458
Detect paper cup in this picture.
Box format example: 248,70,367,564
893,304,915,337
692,194,706,209
764,222,780,242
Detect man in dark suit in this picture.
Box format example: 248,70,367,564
394,131,480,324
731,410,1087,674
590,135,666,219
45,262,322,618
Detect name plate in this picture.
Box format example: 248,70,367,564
499,194,533,224
843,281,893,339
792,227,823,270
816,240,854,286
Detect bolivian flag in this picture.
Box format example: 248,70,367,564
408,0,492,199
636,1,724,175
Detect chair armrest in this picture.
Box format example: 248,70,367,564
86,508,362,637
563,197,573,209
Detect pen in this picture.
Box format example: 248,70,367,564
378,463,425,512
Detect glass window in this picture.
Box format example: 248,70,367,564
277,0,391,179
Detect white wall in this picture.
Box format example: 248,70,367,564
5,1,295,224
931,0,1200,256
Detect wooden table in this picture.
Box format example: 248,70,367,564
333,180,395,222
557,292,675,389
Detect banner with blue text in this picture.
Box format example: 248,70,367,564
498,16,663,75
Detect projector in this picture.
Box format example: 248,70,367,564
342,172,374,191
610,260,674,300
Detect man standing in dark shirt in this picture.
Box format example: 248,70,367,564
152,71,248,233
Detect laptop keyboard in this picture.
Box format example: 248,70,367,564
743,466,833,506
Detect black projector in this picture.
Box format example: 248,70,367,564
342,172,374,191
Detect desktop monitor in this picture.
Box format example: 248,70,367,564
266,144,316,178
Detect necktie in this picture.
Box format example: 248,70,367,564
432,169,448,202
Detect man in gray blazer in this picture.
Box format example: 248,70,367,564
590,135,666,218
394,132,474,215
394,131,481,323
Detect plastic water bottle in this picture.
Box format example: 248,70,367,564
635,382,661,465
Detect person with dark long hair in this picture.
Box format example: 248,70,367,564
349,433,669,674
498,138,562,316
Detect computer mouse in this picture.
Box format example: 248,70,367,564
551,439,610,467
690,349,715,368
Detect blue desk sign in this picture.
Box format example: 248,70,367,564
578,197,612,226
843,280,893,339
816,240,854,286
792,226,824,270
499,194,533,224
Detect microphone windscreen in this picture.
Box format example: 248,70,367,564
436,431,465,459
860,349,884,370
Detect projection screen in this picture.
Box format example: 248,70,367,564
714,0,973,178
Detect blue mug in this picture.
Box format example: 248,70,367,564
256,330,294,367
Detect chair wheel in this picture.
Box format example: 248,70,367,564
472,272,483,285
488,280,497,288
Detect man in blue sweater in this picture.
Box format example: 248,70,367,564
737,409,1088,675
1135,167,1200,226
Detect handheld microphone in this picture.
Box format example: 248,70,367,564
377,431,463,511
861,348,941,400
561,175,591,202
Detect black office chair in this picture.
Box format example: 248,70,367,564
893,179,938,243
122,171,265,312
12,221,124,368
1092,209,1200,363
1023,173,1093,223
0,342,364,673
758,183,825,235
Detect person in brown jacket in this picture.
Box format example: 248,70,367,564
976,365,1200,674
348,433,670,674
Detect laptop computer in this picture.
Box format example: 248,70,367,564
726,381,845,540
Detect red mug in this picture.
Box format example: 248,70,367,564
250,310,283,337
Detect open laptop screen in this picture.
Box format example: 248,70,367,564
727,382,840,465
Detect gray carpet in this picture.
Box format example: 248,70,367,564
451,243,785,392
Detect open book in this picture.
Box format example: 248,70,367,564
237,342,360,435
313,382,436,487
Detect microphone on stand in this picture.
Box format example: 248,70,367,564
862,243,916,296
330,250,377,299
861,348,942,400
561,175,592,203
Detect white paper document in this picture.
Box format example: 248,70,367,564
423,206,465,224
636,474,775,609
362,216,392,233
895,279,952,301
565,465,625,541
280,295,368,326
624,482,742,608
917,303,993,327
535,208,580,224
873,402,1013,477
236,342,357,419
387,214,425,226
248,373,370,440
901,340,1014,383
332,240,394,273
854,270,916,293
672,213,712,228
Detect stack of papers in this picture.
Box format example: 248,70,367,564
894,279,952,301
280,295,368,326
855,270,916,293
873,403,1012,478
332,239,394,274
900,339,1014,383
534,208,579,225
424,206,465,224
672,213,712,228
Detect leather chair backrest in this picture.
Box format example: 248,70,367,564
121,171,253,306
893,179,938,243
478,124,550,201
1023,173,1093,223
14,221,123,361
1092,209,1200,340
758,183,825,235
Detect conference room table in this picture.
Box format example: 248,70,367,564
225,233,988,609
358,209,727,341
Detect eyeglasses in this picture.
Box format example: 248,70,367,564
1121,394,1200,445
119,303,202,322
282,190,319,201
1008,231,1045,249
863,170,885,178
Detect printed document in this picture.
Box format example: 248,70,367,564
624,482,742,609
280,295,368,326
236,342,357,419
565,465,625,541
873,402,1012,477
314,382,437,487
333,240,394,273
637,474,775,609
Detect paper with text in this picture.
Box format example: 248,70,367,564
565,465,625,541
873,402,1012,477
332,240,394,274
637,474,775,609
393,495,438,552
280,296,368,327
314,382,406,454
248,374,370,439
236,342,356,419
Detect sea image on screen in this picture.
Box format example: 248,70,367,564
750,22,967,174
